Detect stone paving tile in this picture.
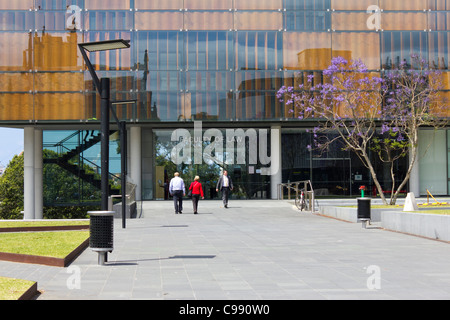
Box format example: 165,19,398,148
1,199,450,301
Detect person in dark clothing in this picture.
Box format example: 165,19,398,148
216,170,233,208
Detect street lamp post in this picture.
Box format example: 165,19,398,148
78,39,130,212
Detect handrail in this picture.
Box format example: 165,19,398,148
278,180,316,212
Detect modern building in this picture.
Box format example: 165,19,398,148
1,0,450,219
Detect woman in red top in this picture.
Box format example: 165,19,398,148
189,176,204,214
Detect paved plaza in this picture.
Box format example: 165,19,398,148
1,199,450,300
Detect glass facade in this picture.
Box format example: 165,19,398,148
2,0,450,123
1,1,450,202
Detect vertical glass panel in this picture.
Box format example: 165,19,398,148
135,0,182,10
283,32,331,70
285,0,331,10
331,0,376,10
0,32,33,71
429,12,450,31
0,11,33,31
135,12,183,30
236,32,282,71
185,0,232,10
83,32,132,71
34,32,82,71
381,31,428,69
380,0,427,11
235,12,283,30
35,0,84,10
137,31,183,72
419,130,447,195
85,11,133,30
0,0,32,10
34,93,85,120
428,32,450,69
186,31,233,71
35,72,83,91
285,10,330,31
382,13,427,30
235,0,282,10
185,11,233,30
0,73,33,92
332,12,372,31
36,11,69,31
0,93,33,120
332,33,380,70
85,0,130,10
429,0,450,10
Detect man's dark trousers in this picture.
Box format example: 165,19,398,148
221,187,230,207
173,190,183,213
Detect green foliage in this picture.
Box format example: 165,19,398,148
0,152,101,220
0,154,24,219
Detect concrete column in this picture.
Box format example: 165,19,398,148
129,126,142,201
270,125,282,199
24,127,35,220
34,129,43,220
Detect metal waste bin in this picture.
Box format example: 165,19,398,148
357,198,371,228
88,211,114,265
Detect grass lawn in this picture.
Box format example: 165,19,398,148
0,231,89,258
0,220,89,229
0,277,36,300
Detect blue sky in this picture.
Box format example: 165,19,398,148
0,128,24,168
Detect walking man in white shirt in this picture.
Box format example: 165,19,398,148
169,172,185,214
216,170,233,208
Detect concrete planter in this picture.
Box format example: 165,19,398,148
318,205,450,242
318,205,386,223
381,211,450,242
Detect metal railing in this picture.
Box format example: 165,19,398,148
278,180,316,212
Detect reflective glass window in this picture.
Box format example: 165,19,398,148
331,0,375,11
381,31,428,69
0,0,32,10
0,93,33,120
283,31,331,70
379,0,427,11
185,0,232,10
285,10,330,31
185,11,233,30
135,0,182,10
85,0,130,10
135,11,183,30
0,32,34,71
235,0,282,10
235,11,283,30
285,0,331,10
85,11,133,31
83,31,132,71
429,32,450,69
0,11,33,30
236,32,282,71
429,12,450,31
332,33,380,70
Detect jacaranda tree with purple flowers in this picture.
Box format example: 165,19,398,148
277,56,448,205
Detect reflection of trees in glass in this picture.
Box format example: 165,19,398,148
43,149,101,205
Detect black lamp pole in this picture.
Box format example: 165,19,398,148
78,40,130,214
100,78,110,211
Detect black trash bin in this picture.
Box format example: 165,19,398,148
357,198,371,228
88,211,114,265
